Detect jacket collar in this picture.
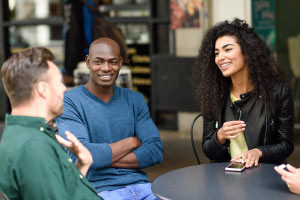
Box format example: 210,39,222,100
232,90,257,107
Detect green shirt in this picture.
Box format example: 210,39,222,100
0,114,101,200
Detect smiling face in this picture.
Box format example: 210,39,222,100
214,35,248,78
86,39,123,89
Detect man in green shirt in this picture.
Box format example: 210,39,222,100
0,47,101,200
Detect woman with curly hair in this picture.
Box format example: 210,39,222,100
194,18,294,168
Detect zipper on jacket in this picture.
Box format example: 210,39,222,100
231,103,242,121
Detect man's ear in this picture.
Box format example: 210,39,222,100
85,55,90,69
36,81,48,99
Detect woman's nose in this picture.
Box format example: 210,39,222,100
218,51,225,60
216,52,225,65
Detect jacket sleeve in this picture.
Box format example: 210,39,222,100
202,117,231,162
258,83,294,163
56,96,113,169
132,93,164,168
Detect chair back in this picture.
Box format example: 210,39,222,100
190,113,203,165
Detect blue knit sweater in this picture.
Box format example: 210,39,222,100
56,85,163,193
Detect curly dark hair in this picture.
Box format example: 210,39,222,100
194,18,285,119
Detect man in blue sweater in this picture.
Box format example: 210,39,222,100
56,37,163,200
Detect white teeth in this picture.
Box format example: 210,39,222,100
99,74,112,78
221,63,231,68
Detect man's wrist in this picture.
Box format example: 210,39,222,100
75,161,91,176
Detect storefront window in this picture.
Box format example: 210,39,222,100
9,25,64,66
8,0,62,20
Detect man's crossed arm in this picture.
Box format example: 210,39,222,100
109,137,141,169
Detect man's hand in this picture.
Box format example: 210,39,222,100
217,121,246,145
275,164,300,194
231,148,262,168
55,131,93,176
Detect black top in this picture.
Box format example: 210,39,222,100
202,81,294,163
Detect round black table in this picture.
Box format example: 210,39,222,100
152,163,299,200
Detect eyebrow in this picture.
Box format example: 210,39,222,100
215,44,234,51
93,57,118,61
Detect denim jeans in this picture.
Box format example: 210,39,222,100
98,183,158,200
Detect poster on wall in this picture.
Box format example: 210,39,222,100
252,0,276,52
170,0,204,29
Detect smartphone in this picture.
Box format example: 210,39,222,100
225,162,246,172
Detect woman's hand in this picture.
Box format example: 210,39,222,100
56,131,93,176
217,121,246,145
231,148,262,168
275,164,300,194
